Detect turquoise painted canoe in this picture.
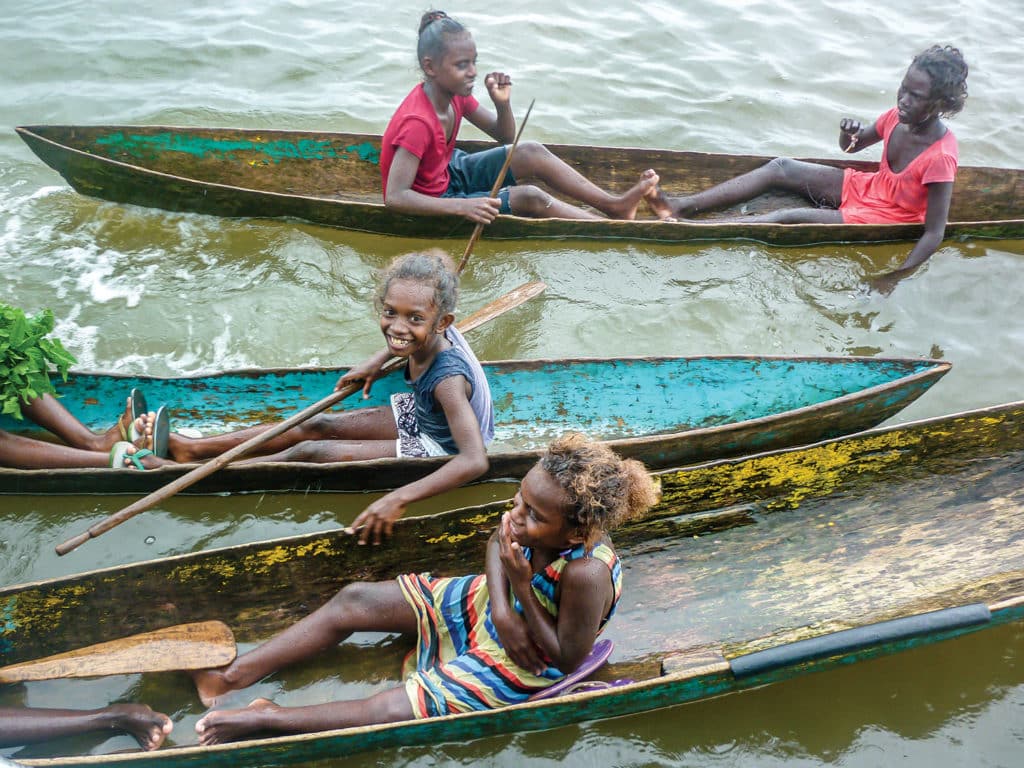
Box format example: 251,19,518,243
0,355,950,495
17,124,1024,245
2,399,1023,766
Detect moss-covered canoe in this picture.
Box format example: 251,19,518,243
17,124,1024,245
0,355,949,495
2,399,1023,766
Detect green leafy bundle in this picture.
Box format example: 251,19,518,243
1,303,78,420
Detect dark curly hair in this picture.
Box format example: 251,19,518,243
539,433,660,548
375,249,459,320
912,45,968,118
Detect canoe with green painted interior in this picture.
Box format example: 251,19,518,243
0,355,949,495
16,124,1024,244
2,400,1023,767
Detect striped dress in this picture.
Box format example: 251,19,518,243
397,542,623,718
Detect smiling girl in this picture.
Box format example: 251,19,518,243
166,249,493,543
381,10,659,223
647,45,969,283
190,434,658,744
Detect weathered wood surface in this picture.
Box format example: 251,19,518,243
3,401,1023,766
17,125,1024,244
0,622,234,683
4,401,1024,767
0,355,948,495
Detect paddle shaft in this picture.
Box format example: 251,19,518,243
55,280,547,556
0,621,235,683
457,99,535,273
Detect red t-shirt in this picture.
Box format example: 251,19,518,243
840,108,958,224
380,84,480,198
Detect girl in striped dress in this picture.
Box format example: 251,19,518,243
192,434,659,743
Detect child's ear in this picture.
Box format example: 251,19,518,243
435,313,455,333
421,56,437,78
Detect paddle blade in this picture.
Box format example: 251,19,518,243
0,621,236,683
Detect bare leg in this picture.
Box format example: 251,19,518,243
191,581,416,706
21,393,135,452
168,406,397,463
0,704,173,750
233,439,397,465
646,158,846,219
509,142,659,220
195,688,414,744
1,418,171,470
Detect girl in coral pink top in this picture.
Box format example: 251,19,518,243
647,45,969,287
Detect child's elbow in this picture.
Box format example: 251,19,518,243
464,451,489,479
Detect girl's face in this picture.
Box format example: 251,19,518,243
423,32,478,98
507,465,581,551
379,278,449,358
897,65,937,126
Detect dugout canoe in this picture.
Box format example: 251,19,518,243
2,399,1023,766
0,354,949,495
16,124,1024,245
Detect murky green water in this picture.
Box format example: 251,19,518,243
2,1,1023,765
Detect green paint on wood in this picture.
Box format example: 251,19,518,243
93,132,379,165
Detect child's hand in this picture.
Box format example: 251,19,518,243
498,513,533,590
492,608,546,674
346,494,407,544
457,196,502,225
484,72,512,105
336,353,387,398
840,118,862,153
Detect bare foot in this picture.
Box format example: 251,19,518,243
190,667,235,708
107,703,173,751
94,397,138,452
602,169,660,220
195,698,278,745
644,184,679,220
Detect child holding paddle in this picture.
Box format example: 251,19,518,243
381,10,660,223
166,249,494,544
647,45,968,287
190,433,658,743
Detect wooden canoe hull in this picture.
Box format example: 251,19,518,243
0,355,949,495
3,399,1024,767
17,125,1024,244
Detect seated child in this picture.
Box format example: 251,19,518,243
190,433,659,743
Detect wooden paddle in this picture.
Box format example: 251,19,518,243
0,621,235,683
55,280,547,556
456,98,535,273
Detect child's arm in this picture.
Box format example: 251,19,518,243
384,147,502,224
463,72,515,144
499,527,613,672
872,181,954,292
348,375,488,544
839,118,881,154
335,349,394,398
485,523,547,673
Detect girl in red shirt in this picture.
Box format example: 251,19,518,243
381,10,660,224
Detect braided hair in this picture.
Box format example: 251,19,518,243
417,10,468,67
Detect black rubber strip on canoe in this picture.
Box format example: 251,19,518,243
729,603,992,679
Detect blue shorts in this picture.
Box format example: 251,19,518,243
443,146,515,214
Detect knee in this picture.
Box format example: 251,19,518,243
329,582,376,614
508,184,552,216
765,157,799,182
